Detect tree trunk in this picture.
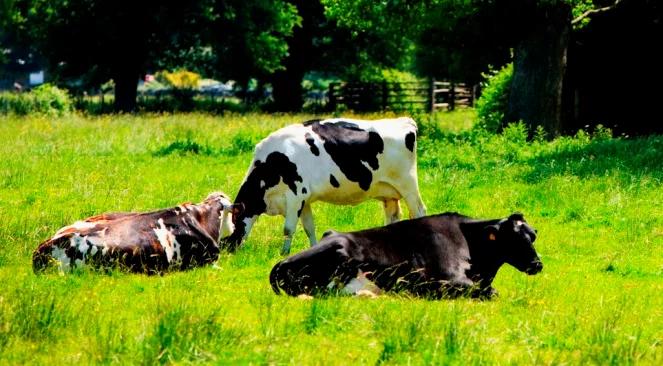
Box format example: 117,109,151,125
507,4,572,137
270,70,306,111
113,69,139,113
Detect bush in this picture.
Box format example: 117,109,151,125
155,70,201,89
476,63,513,132
30,84,73,115
0,84,72,116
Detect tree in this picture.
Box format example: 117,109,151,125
505,1,573,136
203,0,300,93
323,0,631,137
265,0,408,111
4,0,299,112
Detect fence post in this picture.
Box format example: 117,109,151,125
449,82,456,111
428,78,435,113
381,80,388,111
328,83,337,111
471,84,478,107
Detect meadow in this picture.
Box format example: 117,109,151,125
0,111,661,365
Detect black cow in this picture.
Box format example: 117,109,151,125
270,212,542,299
33,192,239,274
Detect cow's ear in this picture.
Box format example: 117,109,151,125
508,212,525,222
322,229,337,238
484,224,499,241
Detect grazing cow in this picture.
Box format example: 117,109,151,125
33,192,239,274
270,212,542,299
223,117,426,254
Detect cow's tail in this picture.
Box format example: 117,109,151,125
270,262,284,295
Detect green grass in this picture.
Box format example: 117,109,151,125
0,110,661,365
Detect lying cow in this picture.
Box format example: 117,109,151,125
33,192,238,274
224,117,427,254
270,212,542,299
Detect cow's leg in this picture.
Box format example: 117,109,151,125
382,198,401,224
281,201,302,255
271,239,356,296
299,203,317,246
392,176,426,219
403,192,426,219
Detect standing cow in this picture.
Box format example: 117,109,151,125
270,212,542,299
223,117,427,254
33,192,238,274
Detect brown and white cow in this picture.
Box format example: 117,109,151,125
33,192,238,274
223,117,427,254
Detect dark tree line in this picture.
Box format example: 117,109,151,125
1,0,299,112
2,0,661,135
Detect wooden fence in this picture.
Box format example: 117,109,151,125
328,79,477,112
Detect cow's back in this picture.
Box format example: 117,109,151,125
248,118,418,205
344,214,471,279
33,201,225,273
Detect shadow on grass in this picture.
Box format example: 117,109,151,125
523,136,663,183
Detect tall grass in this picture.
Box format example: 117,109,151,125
0,111,661,364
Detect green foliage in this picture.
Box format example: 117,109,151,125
30,84,73,115
0,84,72,116
359,68,421,84
476,63,513,132
210,0,301,83
0,112,662,364
321,0,419,80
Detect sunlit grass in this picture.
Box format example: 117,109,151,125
0,110,661,364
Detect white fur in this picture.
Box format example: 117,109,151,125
153,218,179,263
51,246,71,272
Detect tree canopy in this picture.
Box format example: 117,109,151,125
2,0,658,136
322,0,636,136
2,0,300,111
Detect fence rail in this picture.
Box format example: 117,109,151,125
329,79,476,112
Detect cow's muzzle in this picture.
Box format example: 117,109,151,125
526,260,543,275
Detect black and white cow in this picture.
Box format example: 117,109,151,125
270,212,542,299
33,192,238,274
223,117,427,254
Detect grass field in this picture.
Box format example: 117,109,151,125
0,111,661,365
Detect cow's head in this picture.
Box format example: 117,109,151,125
485,213,542,275
223,152,302,251
204,192,242,239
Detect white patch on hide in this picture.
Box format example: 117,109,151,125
241,217,255,241
69,233,90,267
153,218,176,263
51,246,71,272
